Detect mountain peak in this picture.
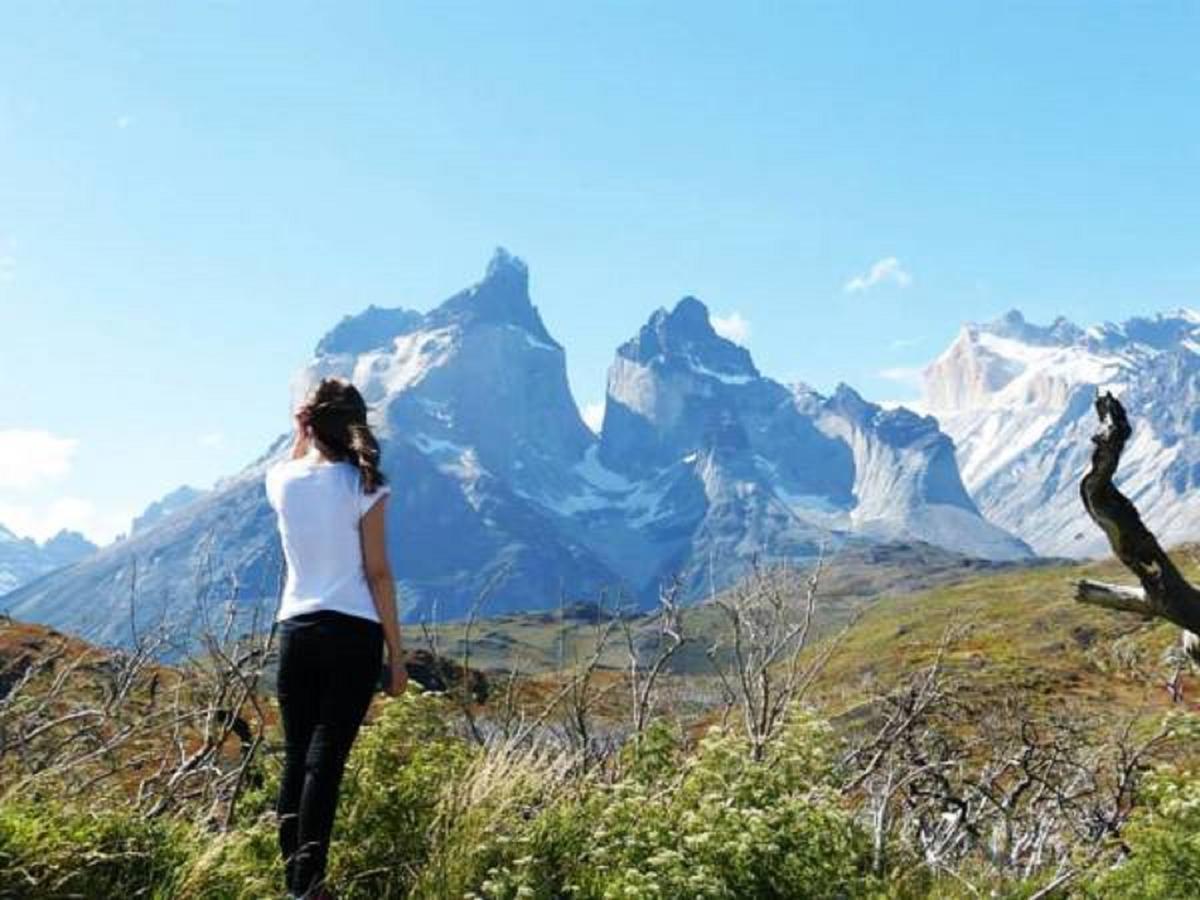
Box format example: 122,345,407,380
484,246,528,286
620,296,759,380
827,382,875,421
426,248,557,347
662,296,712,333
41,530,97,558
978,309,1083,347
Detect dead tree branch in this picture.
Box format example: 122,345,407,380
1076,391,1200,655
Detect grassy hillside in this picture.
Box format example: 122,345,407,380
415,540,1055,675
809,551,1197,725
6,548,1200,897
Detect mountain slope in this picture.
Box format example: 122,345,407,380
4,250,1028,648
594,299,1030,586
924,309,1200,556
3,251,623,640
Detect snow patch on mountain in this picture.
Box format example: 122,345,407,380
924,308,1200,556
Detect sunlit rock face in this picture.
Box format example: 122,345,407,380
924,308,1200,556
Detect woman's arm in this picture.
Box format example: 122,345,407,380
361,496,407,696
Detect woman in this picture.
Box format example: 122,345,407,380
265,377,408,900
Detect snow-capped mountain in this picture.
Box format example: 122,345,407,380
923,308,1200,556
586,298,1029,595
3,250,1029,646
0,525,97,596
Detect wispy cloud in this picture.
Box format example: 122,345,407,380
878,365,924,387
116,114,133,129
844,257,913,294
889,337,922,350
581,401,605,434
0,429,77,489
711,311,752,345
200,431,225,448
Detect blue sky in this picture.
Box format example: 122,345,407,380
1,2,1198,544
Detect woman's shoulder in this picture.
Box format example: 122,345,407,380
265,456,301,482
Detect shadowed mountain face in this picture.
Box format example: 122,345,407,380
2,250,1029,648
923,308,1200,557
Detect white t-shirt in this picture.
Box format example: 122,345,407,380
265,449,391,624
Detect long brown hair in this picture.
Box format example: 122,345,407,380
301,378,387,494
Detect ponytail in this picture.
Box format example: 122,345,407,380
348,421,386,494
303,378,388,495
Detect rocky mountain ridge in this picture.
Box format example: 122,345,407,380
0,526,97,596
923,307,1200,556
4,250,1030,647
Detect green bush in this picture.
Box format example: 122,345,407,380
1087,767,1200,899
436,710,882,900
0,697,1012,898
169,690,472,899
325,689,474,897
170,816,283,900
0,802,190,899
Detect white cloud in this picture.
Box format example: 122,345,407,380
711,311,752,345
200,431,225,448
889,337,921,349
878,366,924,387
0,429,77,489
116,115,133,129
0,254,13,283
582,401,605,434
844,257,913,294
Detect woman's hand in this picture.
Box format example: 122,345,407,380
290,407,313,460
385,658,409,697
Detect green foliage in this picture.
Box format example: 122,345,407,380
170,817,283,900
16,689,1190,899
0,802,190,899
326,689,473,897
1087,766,1200,899
439,711,881,900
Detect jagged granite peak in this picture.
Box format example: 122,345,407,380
599,303,1028,563
825,383,876,421
923,306,1200,556
424,247,559,349
600,298,767,475
41,530,97,565
978,309,1084,347
0,527,97,597
315,305,424,357
619,296,759,380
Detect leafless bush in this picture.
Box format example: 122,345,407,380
0,553,281,829
844,628,1176,892
705,553,842,760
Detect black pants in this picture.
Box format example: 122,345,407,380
275,609,383,897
